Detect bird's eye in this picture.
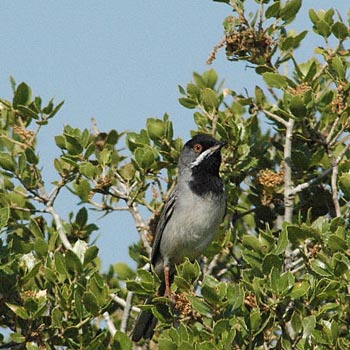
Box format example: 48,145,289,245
193,143,203,153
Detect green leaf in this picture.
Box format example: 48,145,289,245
250,308,261,330
118,162,135,181
114,262,136,280
17,105,39,120
331,56,346,80
187,295,212,317
34,238,48,257
13,82,32,107
309,9,319,25
179,97,197,109
79,162,97,178
332,22,349,40
114,331,132,350
6,303,30,319
73,179,91,202
302,315,316,338
289,95,306,118
327,234,347,252
134,147,156,169
265,1,280,19
0,207,10,228
83,292,99,315
84,246,99,265
262,72,288,89
158,338,178,350
316,20,331,38
262,254,282,274
76,207,88,227
0,153,16,171
65,250,83,273
48,100,64,119
290,281,310,299
281,0,302,23
203,69,218,89
147,118,164,140
10,333,26,343
339,173,350,200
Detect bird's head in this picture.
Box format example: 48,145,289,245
179,134,226,176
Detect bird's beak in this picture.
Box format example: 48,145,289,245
210,140,227,153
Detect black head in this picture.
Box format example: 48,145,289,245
179,134,226,176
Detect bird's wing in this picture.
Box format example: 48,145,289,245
150,188,177,266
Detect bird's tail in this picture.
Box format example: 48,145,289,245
131,297,158,342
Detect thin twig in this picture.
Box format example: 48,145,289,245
290,168,332,196
262,109,289,127
103,311,117,337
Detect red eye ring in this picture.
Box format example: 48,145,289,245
193,143,203,153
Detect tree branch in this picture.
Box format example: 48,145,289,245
120,291,134,333
284,118,295,223
262,109,289,127
110,293,140,313
46,205,73,250
103,311,117,337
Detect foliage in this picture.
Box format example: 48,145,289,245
1,0,350,349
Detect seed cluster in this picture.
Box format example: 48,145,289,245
257,166,284,205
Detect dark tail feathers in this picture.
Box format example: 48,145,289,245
131,297,158,342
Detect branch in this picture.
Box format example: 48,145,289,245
284,118,295,223
46,205,73,250
120,291,134,333
103,311,117,337
262,109,289,128
290,168,332,196
129,202,152,256
110,293,140,313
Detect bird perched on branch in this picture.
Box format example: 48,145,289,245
132,133,227,342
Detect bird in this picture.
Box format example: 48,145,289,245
131,133,227,342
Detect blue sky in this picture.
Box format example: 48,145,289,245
1,1,348,269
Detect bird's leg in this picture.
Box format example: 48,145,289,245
163,266,172,297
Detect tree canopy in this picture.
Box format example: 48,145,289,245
1,1,350,349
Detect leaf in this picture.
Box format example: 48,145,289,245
84,246,99,265
203,69,218,89
83,292,99,315
179,97,197,109
339,173,350,200
114,262,136,280
72,240,88,264
13,82,32,107
34,238,48,257
0,153,16,172
147,118,164,140
302,315,316,338
290,281,310,299
0,207,9,228
262,72,288,89
332,22,349,40
289,95,306,118
327,234,347,252
118,162,135,181
6,303,30,319
65,250,83,272
262,254,282,275
266,1,280,19
281,0,302,23
187,295,212,317
48,100,64,119
76,207,88,227
114,331,132,350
